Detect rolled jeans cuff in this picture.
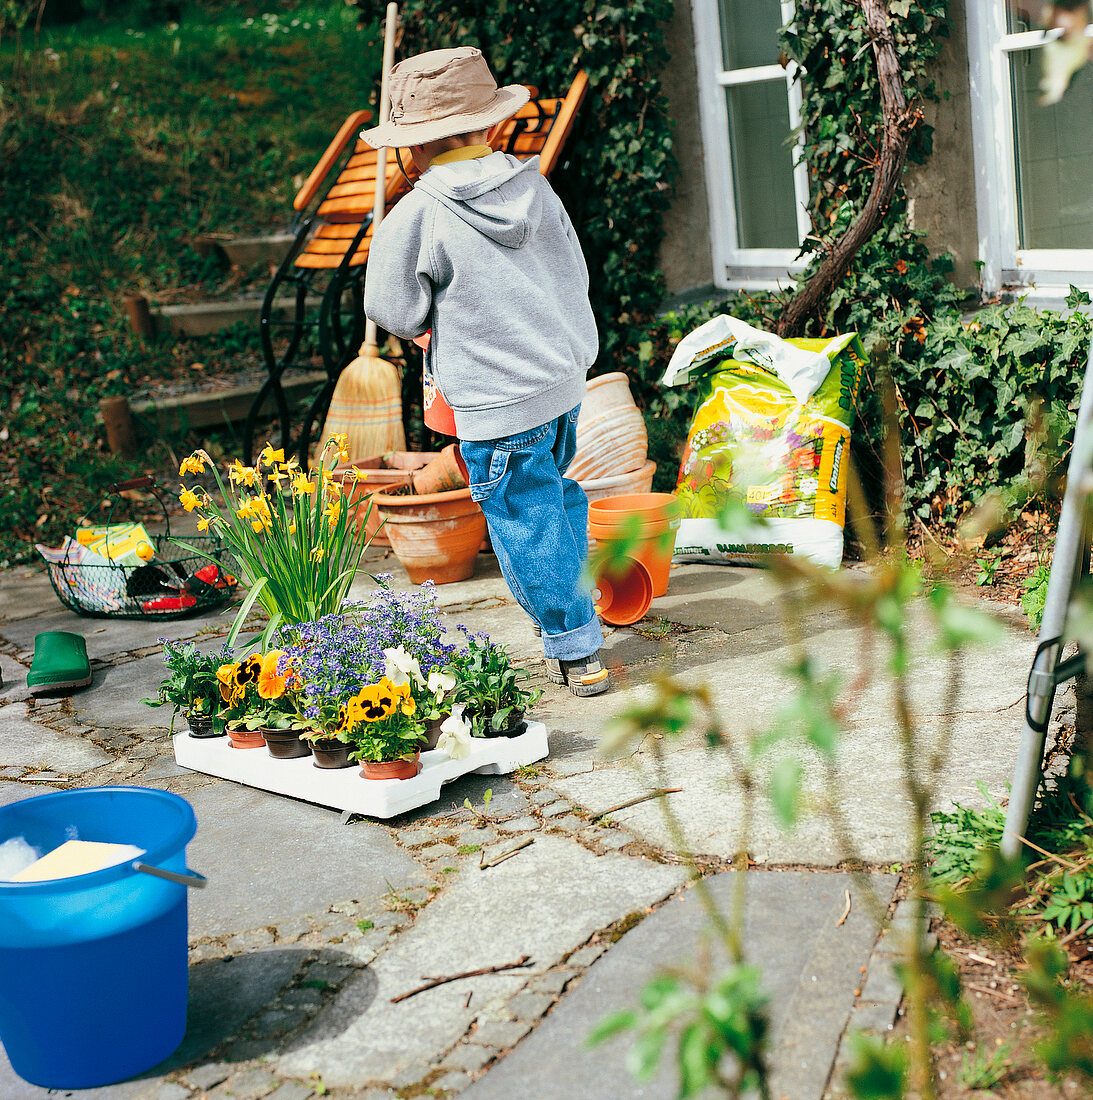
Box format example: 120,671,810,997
542,614,605,662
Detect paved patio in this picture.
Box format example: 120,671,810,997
0,530,1049,1099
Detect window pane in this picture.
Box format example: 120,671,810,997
725,81,799,249
719,0,784,70
1010,50,1093,249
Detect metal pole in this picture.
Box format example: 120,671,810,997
1002,336,1093,858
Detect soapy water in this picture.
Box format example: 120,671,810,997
0,825,80,880
0,837,43,880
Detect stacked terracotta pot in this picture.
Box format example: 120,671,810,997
568,373,655,502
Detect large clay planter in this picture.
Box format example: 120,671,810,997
372,487,486,585
361,752,421,781
227,728,266,750
578,458,657,504
588,492,680,598
567,373,648,482
334,462,414,547
262,729,312,760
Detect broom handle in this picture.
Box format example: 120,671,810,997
364,1,399,349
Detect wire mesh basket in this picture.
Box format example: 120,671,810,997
40,478,239,620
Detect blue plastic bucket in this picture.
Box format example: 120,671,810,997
0,786,201,1089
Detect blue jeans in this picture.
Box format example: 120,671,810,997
460,408,604,661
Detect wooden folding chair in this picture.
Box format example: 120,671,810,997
245,70,589,464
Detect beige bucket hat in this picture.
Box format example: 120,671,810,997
360,47,530,148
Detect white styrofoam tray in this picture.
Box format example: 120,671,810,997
172,721,549,819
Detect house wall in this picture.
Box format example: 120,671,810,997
658,0,716,299
904,0,979,291
657,0,980,301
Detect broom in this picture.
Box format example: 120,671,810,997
320,1,406,463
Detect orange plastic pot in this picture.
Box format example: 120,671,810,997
227,728,266,750
372,487,486,585
592,555,654,625
588,493,680,598
360,752,421,781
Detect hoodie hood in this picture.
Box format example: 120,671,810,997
415,151,543,248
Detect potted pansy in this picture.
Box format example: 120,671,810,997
344,677,427,780
143,639,232,737
445,628,541,738
216,650,311,756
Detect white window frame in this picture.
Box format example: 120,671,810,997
966,6,1093,302
691,0,811,291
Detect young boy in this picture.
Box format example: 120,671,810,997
362,46,608,696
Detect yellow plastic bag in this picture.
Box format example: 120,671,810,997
666,320,867,568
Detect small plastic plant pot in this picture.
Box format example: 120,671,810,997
360,753,421,781
592,555,654,626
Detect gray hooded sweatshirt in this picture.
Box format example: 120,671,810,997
363,151,599,442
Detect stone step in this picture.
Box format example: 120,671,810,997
194,231,296,266
129,370,327,434
125,294,325,338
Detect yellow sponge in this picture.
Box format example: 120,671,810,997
11,840,145,882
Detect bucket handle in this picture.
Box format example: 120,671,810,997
133,861,207,889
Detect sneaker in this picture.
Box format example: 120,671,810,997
545,651,609,696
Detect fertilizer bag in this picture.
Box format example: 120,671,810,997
664,316,866,569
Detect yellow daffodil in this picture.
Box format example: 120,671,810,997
279,456,300,474
251,517,270,533
179,454,206,476
292,473,316,496
258,444,285,467
328,432,350,462
229,461,260,488
310,546,326,562
179,487,202,512
197,517,211,532
324,499,341,525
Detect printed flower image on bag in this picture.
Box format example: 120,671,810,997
664,316,868,569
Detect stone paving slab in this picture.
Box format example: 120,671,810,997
182,784,432,940
0,701,112,774
464,870,896,1100
276,835,687,1089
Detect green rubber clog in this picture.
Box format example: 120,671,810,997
27,631,92,697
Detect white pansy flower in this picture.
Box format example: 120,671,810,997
436,704,473,760
427,669,457,697
383,646,423,688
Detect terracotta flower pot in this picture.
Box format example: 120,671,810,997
334,462,414,547
411,444,469,495
372,487,486,585
360,752,421,781
579,458,657,504
567,373,649,482
311,738,354,769
262,729,312,760
228,728,266,750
